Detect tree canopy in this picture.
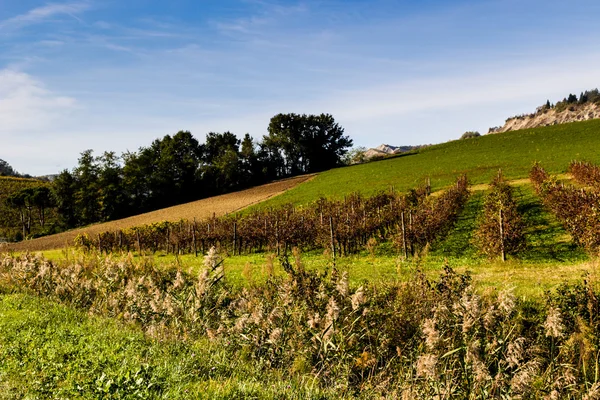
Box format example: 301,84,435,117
0,159,18,177
263,113,352,175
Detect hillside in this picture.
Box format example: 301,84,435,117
491,102,600,133
11,118,600,253
490,89,600,133
4,175,313,252
252,118,600,209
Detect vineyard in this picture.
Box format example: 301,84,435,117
530,162,600,254
568,160,600,188
473,172,526,260
75,176,470,259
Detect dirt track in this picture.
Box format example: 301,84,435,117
3,175,314,252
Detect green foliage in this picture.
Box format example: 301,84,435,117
263,113,352,175
342,146,367,165
0,177,56,241
460,131,481,139
50,113,351,231
0,159,18,177
0,292,340,399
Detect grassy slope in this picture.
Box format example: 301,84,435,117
0,292,342,399
253,119,600,209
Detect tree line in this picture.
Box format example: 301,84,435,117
42,113,352,230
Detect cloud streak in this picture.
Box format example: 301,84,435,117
0,2,91,30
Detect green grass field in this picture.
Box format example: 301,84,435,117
251,119,600,209
0,291,346,399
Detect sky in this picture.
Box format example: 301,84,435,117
2,0,600,175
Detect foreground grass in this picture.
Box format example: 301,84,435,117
4,250,600,398
0,292,342,399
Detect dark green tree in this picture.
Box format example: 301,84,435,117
263,113,352,176
73,149,101,225
5,190,29,238
31,186,54,228
53,170,78,228
0,159,18,177
240,133,262,185
97,151,126,221
200,132,242,194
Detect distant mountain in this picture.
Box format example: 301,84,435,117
363,144,423,160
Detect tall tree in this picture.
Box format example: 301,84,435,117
73,149,101,225
5,190,32,238
0,159,18,177
124,131,203,211
264,113,352,176
97,151,126,221
53,170,78,228
200,132,242,194
240,133,261,186
31,186,54,228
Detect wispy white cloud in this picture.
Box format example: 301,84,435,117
0,2,91,30
0,69,76,133
215,1,308,37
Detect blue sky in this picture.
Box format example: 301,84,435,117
2,0,600,175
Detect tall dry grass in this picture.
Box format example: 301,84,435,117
2,250,600,398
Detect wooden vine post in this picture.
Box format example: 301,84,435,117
401,211,408,259
275,217,280,256
166,226,171,254
192,218,198,257
136,229,141,253
233,221,237,256
329,215,336,267
499,208,506,262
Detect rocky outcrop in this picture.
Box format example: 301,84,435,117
489,103,600,133
363,144,421,160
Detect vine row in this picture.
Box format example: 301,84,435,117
76,176,470,257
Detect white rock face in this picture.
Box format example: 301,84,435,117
363,144,419,160
490,103,600,133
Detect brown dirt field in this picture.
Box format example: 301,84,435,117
3,175,315,252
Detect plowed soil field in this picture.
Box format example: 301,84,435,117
4,175,314,252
